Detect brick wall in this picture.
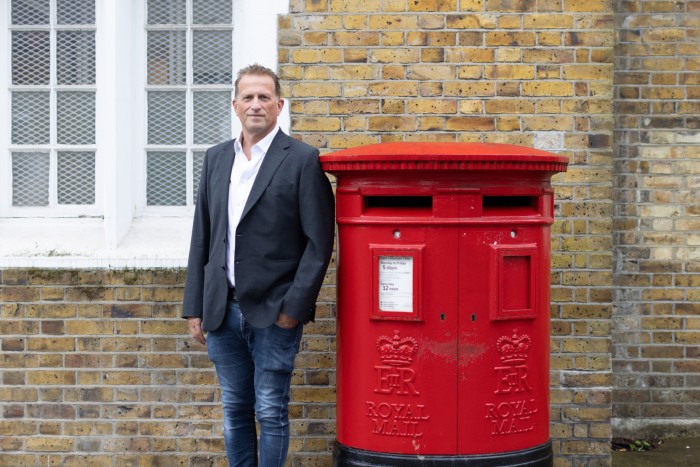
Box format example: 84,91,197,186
283,0,614,465
0,268,337,466
613,0,700,437
8,0,700,465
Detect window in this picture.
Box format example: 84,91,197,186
145,0,233,207
0,0,289,266
9,0,97,212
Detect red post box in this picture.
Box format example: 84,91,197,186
321,142,568,466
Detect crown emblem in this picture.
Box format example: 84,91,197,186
496,330,531,365
376,330,418,367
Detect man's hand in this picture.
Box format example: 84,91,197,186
187,317,206,345
275,312,299,329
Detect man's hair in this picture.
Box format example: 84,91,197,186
234,64,281,99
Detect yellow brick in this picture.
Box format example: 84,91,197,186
27,370,76,385
524,14,574,29
445,117,495,131
291,49,342,64
485,99,535,114
522,81,574,97
408,0,457,11
25,437,73,452
369,15,420,30
332,31,380,46
407,99,458,114
292,117,342,132
407,65,456,80
443,82,494,96
303,0,328,12
447,48,494,62
65,320,114,335
329,0,380,12
485,64,535,80
485,31,536,46
563,64,613,80
419,14,446,29
498,14,521,29
523,116,574,131
380,31,405,45
292,82,342,97
343,15,367,29
368,82,419,96
368,116,418,131
446,14,496,29
457,65,482,79
329,99,380,114
329,65,380,80
566,0,611,12
460,0,484,11
328,134,381,149
422,47,445,62
369,48,420,63
419,116,445,130
495,47,522,62
459,100,483,114
381,99,405,113
344,48,367,63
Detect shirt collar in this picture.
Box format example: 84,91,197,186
234,126,280,157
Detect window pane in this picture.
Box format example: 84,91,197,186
12,152,50,207
193,92,231,145
147,31,187,85
57,30,96,85
58,152,95,205
193,30,232,85
11,0,50,25
148,0,186,25
12,31,51,85
193,0,232,24
57,0,95,25
192,151,205,205
148,92,187,144
57,92,96,144
12,92,51,145
147,151,186,206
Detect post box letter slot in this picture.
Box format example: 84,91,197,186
482,196,539,216
364,196,433,216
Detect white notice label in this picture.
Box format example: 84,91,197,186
378,256,413,312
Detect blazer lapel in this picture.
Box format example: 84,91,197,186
240,131,290,221
218,140,236,215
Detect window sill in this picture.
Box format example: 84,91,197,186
0,217,192,268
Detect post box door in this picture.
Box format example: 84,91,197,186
336,223,461,455
457,225,551,454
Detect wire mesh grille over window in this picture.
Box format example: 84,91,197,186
57,30,96,85
145,0,233,207
148,152,187,206
193,92,231,144
12,31,51,85
57,0,96,25
193,31,232,85
9,0,97,209
58,92,96,144
58,152,95,205
12,153,50,207
11,0,50,25
148,92,187,145
12,92,51,145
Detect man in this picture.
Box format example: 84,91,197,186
182,64,335,467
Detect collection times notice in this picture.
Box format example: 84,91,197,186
378,256,413,312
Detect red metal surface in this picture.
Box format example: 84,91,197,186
322,142,567,456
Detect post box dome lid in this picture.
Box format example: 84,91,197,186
321,142,568,173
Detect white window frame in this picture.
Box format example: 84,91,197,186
0,0,290,268
1,0,100,218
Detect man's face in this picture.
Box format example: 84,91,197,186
233,74,283,139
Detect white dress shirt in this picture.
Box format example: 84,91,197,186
226,126,280,287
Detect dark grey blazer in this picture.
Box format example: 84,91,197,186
182,130,335,330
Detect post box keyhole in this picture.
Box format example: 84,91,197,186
440,313,446,321
510,230,517,238
393,230,401,239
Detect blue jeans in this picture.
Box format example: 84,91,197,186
207,299,303,467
